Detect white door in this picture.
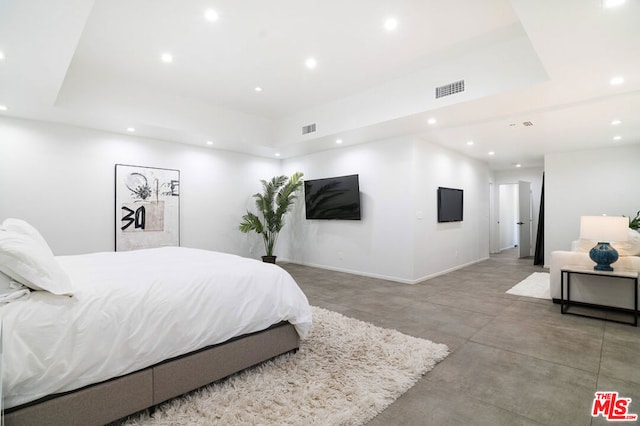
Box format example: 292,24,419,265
518,181,532,258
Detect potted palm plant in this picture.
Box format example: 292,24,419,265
629,210,640,230
239,172,304,263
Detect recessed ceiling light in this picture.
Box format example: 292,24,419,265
611,119,622,125
275,152,281,157
466,141,474,146
0,105,7,111
515,163,522,168
126,127,135,132
610,76,624,85
206,140,214,145
161,53,173,63
613,135,622,141
254,86,263,92
336,139,343,144
204,9,219,21
603,0,626,8
384,17,398,31
427,117,437,125
488,151,495,156
305,57,317,69
0,51,5,60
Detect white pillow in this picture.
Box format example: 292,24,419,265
613,229,640,256
0,229,73,295
0,270,19,293
573,229,640,256
2,218,54,256
0,271,30,303
573,239,593,253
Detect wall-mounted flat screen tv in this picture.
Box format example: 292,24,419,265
304,174,361,220
437,187,463,222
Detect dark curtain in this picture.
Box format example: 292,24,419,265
534,173,545,265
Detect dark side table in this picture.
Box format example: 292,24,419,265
560,265,638,327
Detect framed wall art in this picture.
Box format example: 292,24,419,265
114,164,180,251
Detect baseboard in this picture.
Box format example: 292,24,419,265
412,257,490,284
279,257,490,285
278,259,416,284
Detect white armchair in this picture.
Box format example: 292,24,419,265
549,229,640,310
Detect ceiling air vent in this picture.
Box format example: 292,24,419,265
302,123,317,135
522,121,533,127
435,80,465,99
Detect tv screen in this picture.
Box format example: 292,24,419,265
304,174,361,220
437,187,463,222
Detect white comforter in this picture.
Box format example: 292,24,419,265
1,247,312,409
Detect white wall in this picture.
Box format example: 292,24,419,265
544,144,640,266
412,139,491,282
0,116,280,256
0,115,498,283
281,136,416,282
281,135,491,283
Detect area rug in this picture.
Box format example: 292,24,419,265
122,306,449,425
506,272,551,300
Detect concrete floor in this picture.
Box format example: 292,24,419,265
280,250,640,426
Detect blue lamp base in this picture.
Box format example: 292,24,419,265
589,242,619,271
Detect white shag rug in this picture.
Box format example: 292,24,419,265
121,306,449,426
506,272,551,300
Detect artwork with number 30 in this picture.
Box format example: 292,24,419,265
115,164,180,251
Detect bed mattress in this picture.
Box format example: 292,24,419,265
1,247,312,409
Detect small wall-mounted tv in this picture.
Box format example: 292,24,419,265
437,187,463,222
304,174,361,220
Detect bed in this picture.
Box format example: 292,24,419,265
0,219,312,425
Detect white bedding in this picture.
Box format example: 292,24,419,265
1,247,312,409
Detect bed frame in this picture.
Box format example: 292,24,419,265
3,322,300,426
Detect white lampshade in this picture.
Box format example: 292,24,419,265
579,216,629,242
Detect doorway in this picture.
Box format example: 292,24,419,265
497,181,533,258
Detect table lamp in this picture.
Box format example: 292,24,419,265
579,215,629,271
